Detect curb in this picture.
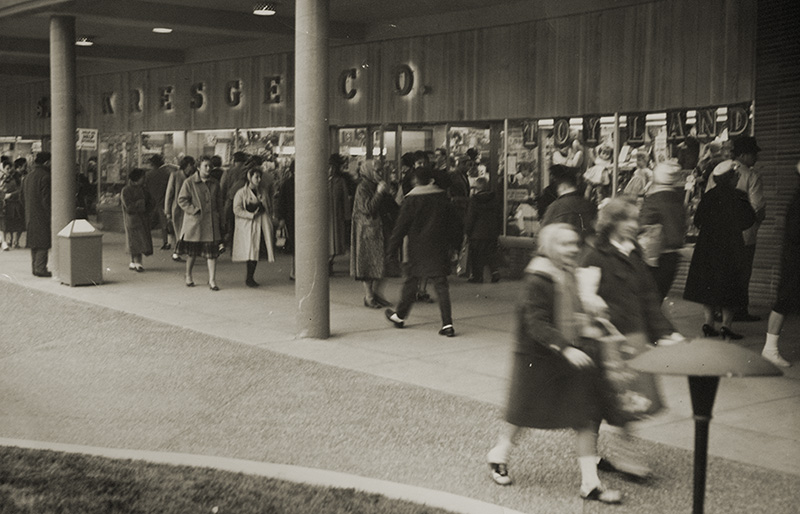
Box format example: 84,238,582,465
0,438,527,514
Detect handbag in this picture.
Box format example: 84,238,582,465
275,225,287,249
592,318,664,424
637,223,663,267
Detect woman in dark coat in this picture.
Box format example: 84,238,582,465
121,168,153,272
486,223,620,503
350,160,393,308
683,160,756,339
581,196,683,480
0,162,24,249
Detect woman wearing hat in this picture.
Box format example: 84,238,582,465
683,160,756,339
639,160,686,299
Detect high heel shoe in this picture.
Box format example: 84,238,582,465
702,324,720,337
720,326,743,340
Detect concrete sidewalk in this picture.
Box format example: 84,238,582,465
0,228,798,482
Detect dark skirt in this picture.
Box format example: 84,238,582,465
176,239,220,259
504,342,607,430
1,200,24,232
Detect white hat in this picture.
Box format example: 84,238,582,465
712,159,737,176
653,160,682,186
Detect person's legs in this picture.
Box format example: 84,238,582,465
653,252,680,299
0,230,7,250
246,260,258,287
720,308,743,339
762,311,790,367
395,275,419,320
185,256,196,285
362,280,375,304
430,275,453,327
468,241,487,282
207,257,218,289
487,422,523,485
31,248,49,276
577,428,621,503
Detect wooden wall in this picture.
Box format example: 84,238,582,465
0,0,755,136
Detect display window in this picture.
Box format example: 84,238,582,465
501,104,751,244
187,129,235,165
140,130,185,168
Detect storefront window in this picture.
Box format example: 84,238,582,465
187,129,235,165
140,130,185,167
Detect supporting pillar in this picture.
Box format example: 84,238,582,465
49,15,77,278
294,0,330,338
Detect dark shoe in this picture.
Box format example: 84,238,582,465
733,312,761,322
489,463,511,486
598,457,652,482
438,325,455,337
209,284,220,291
363,297,381,309
34,271,52,278
384,309,404,328
720,326,743,340
161,243,171,250
245,279,259,288
134,264,144,273
416,292,434,303
172,254,185,263
373,294,393,308
581,485,622,504
702,324,720,337
185,280,195,287
490,273,501,283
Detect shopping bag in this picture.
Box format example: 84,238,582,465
593,318,664,424
275,226,287,249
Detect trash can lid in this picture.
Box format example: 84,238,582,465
627,338,783,377
57,219,102,237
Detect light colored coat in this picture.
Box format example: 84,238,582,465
177,173,223,243
231,184,275,262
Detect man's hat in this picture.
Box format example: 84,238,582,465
732,136,761,156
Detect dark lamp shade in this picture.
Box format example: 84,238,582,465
627,338,783,377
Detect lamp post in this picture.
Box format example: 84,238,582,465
627,338,782,514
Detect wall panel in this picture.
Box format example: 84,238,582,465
0,0,756,133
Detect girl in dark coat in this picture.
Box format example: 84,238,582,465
487,223,621,504
683,160,756,339
121,168,154,272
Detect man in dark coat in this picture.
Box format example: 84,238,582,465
465,177,503,283
541,164,597,244
220,151,249,248
146,154,175,250
21,152,52,277
385,166,463,336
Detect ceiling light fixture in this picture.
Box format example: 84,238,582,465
152,27,173,34
253,3,276,16
75,36,94,47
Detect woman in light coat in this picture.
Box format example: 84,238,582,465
177,155,223,290
232,167,275,287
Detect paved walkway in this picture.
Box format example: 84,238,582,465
0,228,798,512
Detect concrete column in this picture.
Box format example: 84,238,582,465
49,15,77,278
294,0,330,338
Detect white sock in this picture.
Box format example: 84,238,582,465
488,439,512,464
578,456,600,490
763,333,780,353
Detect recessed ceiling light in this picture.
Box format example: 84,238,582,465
253,3,276,16
75,36,94,47
152,27,173,34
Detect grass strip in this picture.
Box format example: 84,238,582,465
0,446,458,514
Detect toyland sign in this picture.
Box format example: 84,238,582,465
563,103,752,147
